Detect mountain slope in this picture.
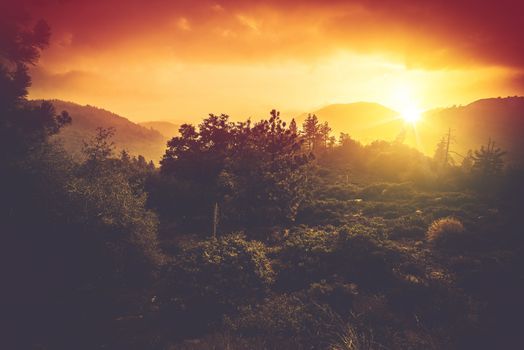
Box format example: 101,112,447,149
420,97,524,162
296,102,404,143
139,121,180,140
36,100,167,162
299,98,524,163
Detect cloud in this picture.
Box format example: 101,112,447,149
11,0,523,70
30,67,98,91
175,17,191,31
6,0,524,121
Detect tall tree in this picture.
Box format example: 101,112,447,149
159,110,312,229
289,118,298,135
0,13,70,159
302,113,320,151
319,121,332,149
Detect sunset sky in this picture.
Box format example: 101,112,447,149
9,0,524,122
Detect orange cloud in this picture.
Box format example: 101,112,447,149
3,0,523,122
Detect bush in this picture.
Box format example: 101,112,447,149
389,216,427,240
359,183,390,200
276,226,401,291
426,217,465,249
276,228,339,289
316,184,359,201
226,292,343,348
381,182,415,200
296,199,358,226
162,234,274,330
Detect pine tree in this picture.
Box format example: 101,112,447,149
302,114,320,151
319,121,332,149
289,118,298,135
472,139,506,179
461,150,474,172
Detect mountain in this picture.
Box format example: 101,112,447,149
299,98,524,163
419,97,524,163
39,97,524,165
295,102,404,143
35,100,167,162
139,121,180,140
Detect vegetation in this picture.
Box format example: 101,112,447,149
2,18,524,350
426,217,465,249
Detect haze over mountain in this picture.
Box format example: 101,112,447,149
295,102,403,144
420,96,524,163
35,100,167,162
139,121,180,140
299,97,524,163
37,97,524,165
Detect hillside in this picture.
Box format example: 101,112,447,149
296,102,403,144
420,96,524,162
139,121,180,140
35,100,167,162
299,98,524,163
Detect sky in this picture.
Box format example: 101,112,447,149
7,0,524,122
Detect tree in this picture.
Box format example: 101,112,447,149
0,11,50,108
302,113,320,151
301,114,333,154
461,150,474,173
319,121,332,149
433,136,454,169
471,139,506,182
289,118,298,135
0,15,161,347
159,110,312,230
0,13,70,160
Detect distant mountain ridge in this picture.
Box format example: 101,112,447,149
420,96,524,162
139,121,180,140
33,100,167,162
295,102,402,143
299,97,524,163
37,97,524,165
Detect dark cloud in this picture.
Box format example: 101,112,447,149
3,0,523,70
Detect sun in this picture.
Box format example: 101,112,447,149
400,105,422,124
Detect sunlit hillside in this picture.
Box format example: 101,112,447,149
139,121,181,140
297,98,524,164
296,102,402,143
420,97,524,163
35,100,167,162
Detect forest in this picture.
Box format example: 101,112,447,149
2,16,524,350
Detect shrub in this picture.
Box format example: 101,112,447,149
358,183,390,200
276,228,339,289
296,199,358,226
226,292,342,348
426,217,465,249
277,225,400,291
316,184,359,201
389,216,427,240
162,233,274,329
381,182,415,200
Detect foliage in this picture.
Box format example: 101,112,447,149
471,139,506,192
3,15,524,350
426,217,466,249
159,110,312,230
161,233,274,330
227,292,345,348
276,225,400,291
